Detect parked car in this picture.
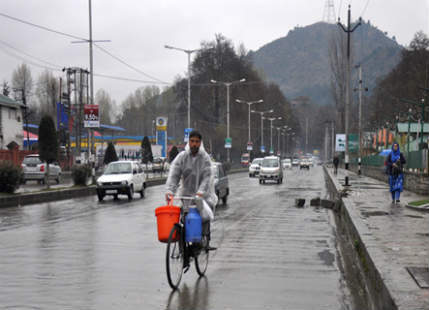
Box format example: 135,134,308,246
96,161,146,201
259,156,283,184
282,158,292,169
249,158,263,177
292,158,300,167
152,157,164,173
21,154,62,184
212,162,229,205
300,158,311,170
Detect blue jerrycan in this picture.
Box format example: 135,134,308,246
185,207,202,243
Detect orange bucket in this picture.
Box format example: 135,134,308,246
155,204,181,243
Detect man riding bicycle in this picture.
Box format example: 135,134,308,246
165,130,217,270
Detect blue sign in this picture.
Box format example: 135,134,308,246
261,145,265,153
157,130,166,157
184,128,193,143
56,102,68,130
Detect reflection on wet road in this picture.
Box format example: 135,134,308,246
0,166,352,309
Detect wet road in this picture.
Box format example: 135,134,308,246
0,166,352,309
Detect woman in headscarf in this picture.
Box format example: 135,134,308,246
386,142,406,203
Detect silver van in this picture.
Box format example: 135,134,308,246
259,156,283,184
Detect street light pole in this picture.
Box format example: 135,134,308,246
165,45,200,129
266,117,282,154
251,109,274,154
236,99,263,144
210,79,246,162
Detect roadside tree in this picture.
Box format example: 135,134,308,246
38,115,59,189
104,142,118,165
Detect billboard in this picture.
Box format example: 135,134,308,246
84,104,99,128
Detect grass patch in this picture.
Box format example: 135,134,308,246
408,199,429,207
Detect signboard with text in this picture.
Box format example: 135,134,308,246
225,137,232,149
84,104,99,128
156,117,168,157
184,128,193,143
335,134,346,152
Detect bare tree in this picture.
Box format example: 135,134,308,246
2,81,10,97
12,63,33,103
36,70,59,122
96,89,114,124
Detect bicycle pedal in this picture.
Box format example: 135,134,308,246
183,265,190,274
207,246,217,251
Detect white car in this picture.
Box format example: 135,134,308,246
249,158,263,177
259,156,283,184
282,158,292,169
21,154,62,184
96,161,146,201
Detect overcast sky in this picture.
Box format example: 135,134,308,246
1,0,428,105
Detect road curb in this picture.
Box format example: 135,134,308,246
323,166,400,310
0,178,167,208
0,168,247,208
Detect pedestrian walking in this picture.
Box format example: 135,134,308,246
386,142,406,204
333,155,339,175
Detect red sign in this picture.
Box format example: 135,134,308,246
84,104,99,127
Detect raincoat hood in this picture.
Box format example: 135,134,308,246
391,143,401,162
184,141,207,156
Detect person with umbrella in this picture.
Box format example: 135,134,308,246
385,142,406,203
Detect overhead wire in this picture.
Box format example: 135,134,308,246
360,0,371,18
0,11,168,84
93,44,168,84
0,38,169,85
337,0,343,20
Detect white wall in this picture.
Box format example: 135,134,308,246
0,106,23,149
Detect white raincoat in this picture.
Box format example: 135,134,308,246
166,142,218,209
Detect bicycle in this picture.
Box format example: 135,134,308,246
165,196,212,290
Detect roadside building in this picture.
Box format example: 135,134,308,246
0,94,24,149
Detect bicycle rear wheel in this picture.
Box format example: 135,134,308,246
166,224,184,289
195,223,210,276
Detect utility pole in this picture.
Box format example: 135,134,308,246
324,122,329,162
210,78,246,162
354,64,368,175
305,117,309,153
20,89,30,151
331,121,335,160
338,5,361,185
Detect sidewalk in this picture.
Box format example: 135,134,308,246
325,167,429,310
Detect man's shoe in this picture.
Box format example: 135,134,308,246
396,200,400,203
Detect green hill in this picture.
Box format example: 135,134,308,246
249,21,402,105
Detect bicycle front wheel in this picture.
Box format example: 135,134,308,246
166,224,184,290
195,225,210,276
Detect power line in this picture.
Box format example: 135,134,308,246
360,0,370,18
0,12,168,84
93,44,168,84
0,39,62,69
0,43,169,85
337,0,343,19
0,12,86,41
0,45,62,72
